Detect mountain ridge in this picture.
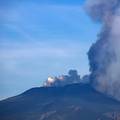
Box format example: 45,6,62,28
0,83,120,120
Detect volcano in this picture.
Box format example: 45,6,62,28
0,83,120,120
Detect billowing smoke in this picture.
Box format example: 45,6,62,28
44,70,81,87
86,0,120,100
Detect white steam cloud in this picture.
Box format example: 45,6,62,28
86,0,120,100
44,70,81,87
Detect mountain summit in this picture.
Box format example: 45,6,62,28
0,83,120,120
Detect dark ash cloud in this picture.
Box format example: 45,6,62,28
86,0,120,100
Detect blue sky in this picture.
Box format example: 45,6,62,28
0,0,101,100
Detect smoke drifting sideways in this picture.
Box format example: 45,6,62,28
86,0,120,100
44,70,82,87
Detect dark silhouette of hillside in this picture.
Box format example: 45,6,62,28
0,83,120,120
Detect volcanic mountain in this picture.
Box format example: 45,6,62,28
0,83,120,120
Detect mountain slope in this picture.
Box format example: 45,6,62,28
0,83,120,120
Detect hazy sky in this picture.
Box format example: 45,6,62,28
0,0,101,100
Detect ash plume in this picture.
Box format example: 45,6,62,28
44,70,81,87
86,0,120,100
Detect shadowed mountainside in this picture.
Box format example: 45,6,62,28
0,83,120,120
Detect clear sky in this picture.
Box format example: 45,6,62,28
0,0,101,100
